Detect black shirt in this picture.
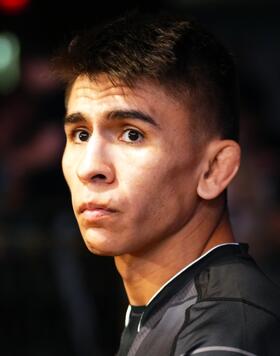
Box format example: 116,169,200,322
117,243,280,355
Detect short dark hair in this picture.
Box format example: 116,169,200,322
53,12,239,141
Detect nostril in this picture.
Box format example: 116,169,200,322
92,173,106,180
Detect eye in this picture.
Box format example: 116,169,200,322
73,129,90,143
121,129,144,143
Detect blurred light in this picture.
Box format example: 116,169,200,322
0,32,20,94
0,0,30,14
0,36,13,70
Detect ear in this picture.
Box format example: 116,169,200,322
197,140,241,200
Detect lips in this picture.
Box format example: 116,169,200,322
78,202,117,221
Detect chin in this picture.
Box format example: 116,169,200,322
82,229,124,257
85,243,117,256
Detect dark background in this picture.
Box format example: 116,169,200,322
0,0,279,355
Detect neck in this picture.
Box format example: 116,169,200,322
115,199,235,306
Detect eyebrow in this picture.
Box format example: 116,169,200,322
64,110,160,128
64,112,86,125
108,110,159,127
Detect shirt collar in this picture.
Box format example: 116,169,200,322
146,242,239,306
125,242,240,327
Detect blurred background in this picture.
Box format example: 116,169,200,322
0,0,279,355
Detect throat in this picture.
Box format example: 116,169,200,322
114,254,165,305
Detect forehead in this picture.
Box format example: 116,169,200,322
67,75,191,129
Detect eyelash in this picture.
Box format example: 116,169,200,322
120,128,144,144
68,127,145,144
69,128,90,143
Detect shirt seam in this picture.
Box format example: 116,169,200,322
194,297,280,323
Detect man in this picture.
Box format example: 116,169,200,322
54,12,280,355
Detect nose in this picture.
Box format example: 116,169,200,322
76,135,115,185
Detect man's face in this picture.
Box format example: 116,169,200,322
62,75,204,256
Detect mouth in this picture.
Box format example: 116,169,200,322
78,202,118,222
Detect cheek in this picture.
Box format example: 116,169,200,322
62,147,79,192
120,151,199,221
61,151,71,186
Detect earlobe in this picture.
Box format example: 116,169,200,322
197,140,241,200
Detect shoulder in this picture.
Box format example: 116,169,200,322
195,248,280,318
174,249,280,355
